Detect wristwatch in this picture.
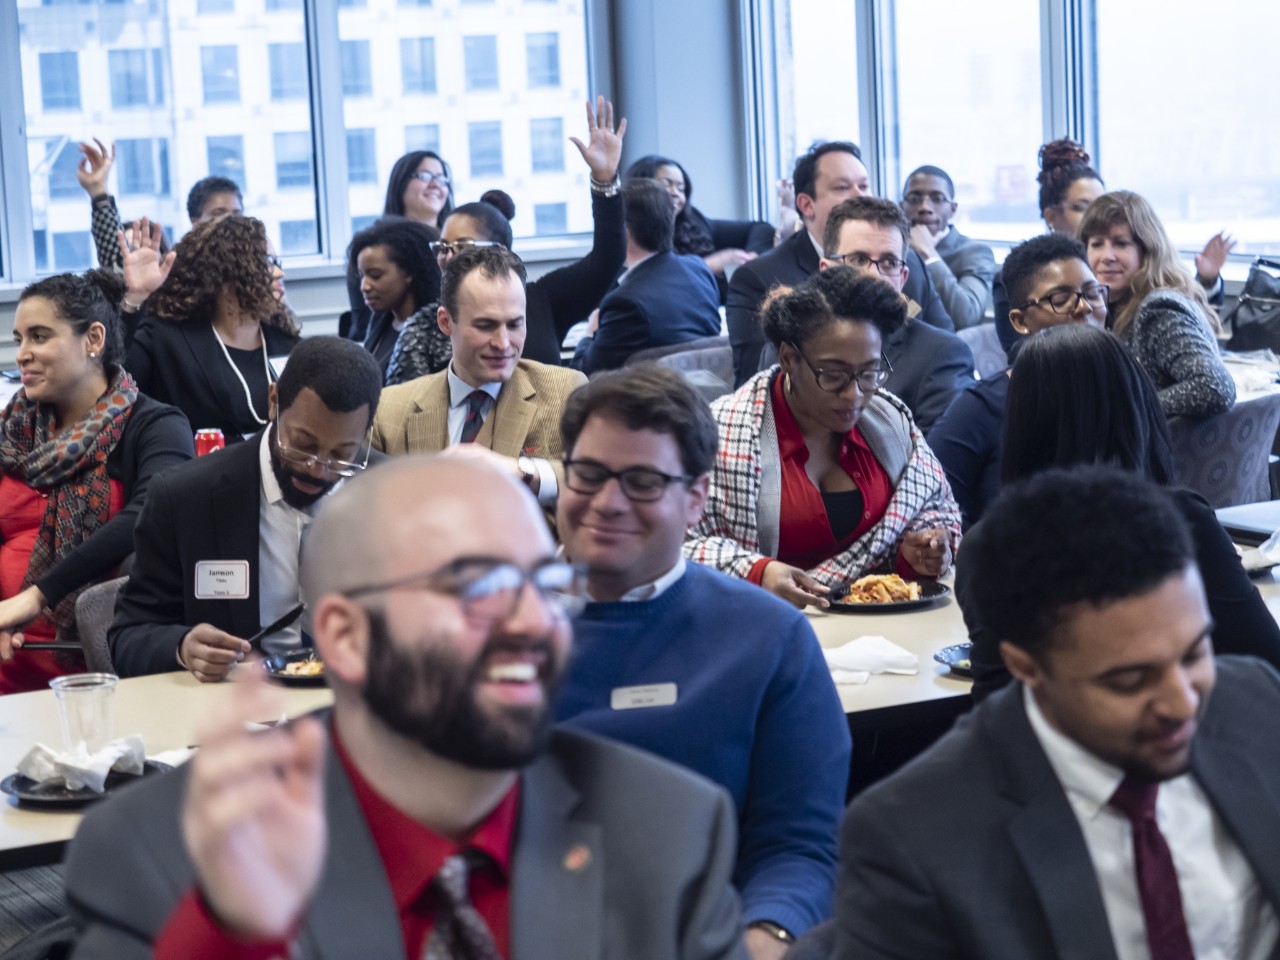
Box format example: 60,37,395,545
748,920,795,944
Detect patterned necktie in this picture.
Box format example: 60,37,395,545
460,390,488,444
1108,776,1196,960
422,852,502,960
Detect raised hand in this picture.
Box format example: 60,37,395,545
117,216,175,303
77,139,115,198
1195,230,1237,287
569,96,627,183
183,670,327,939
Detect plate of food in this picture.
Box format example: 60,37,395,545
0,760,172,808
826,574,951,613
263,649,326,686
933,643,973,677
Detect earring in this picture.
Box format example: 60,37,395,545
89,352,97,359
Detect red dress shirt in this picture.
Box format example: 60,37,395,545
155,723,519,960
747,376,913,583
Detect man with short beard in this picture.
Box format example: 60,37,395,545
108,336,383,680
67,457,748,960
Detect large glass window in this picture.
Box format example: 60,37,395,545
201,45,240,105
274,132,314,190
269,43,308,101
118,138,171,196
529,118,564,173
1095,2,1280,256
534,202,567,235
525,32,560,88
207,135,247,190
464,36,500,92
39,52,81,111
401,38,436,95
405,124,440,154
341,40,373,97
773,2,858,175
109,49,164,108
346,129,378,184
468,121,504,178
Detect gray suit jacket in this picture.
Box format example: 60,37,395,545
926,229,997,332
66,728,748,960
834,656,1280,960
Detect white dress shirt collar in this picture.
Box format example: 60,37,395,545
1023,685,1126,819
447,365,503,408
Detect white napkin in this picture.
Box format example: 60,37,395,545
16,734,145,793
824,635,919,685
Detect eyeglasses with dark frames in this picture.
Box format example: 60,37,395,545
412,170,451,186
429,239,504,258
826,251,906,276
787,342,892,394
344,556,587,621
564,460,695,503
1019,284,1110,315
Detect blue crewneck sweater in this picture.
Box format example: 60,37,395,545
555,562,851,936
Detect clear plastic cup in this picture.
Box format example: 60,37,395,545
49,673,118,756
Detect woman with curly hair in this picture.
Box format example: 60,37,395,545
685,266,961,609
122,215,301,440
345,216,440,380
625,154,774,303
1079,190,1235,418
0,269,193,692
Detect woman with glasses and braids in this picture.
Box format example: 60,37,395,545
0,269,193,692
928,234,1107,527
382,97,627,380
1080,190,1235,418
685,266,961,609
124,215,300,442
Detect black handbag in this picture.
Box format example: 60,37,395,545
1224,256,1280,352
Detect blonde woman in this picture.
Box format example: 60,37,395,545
1079,190,1235,418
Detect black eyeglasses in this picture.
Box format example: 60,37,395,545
345,556,587,621
412,170,451,186
267,255,283,270
564,460,694,503
1019,284,1110,315
787,342,892,394
273,424,371,478
826,251,906,276
903,191,951,206
429,239,504,258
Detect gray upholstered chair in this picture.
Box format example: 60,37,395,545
1168,392,1280,508
957,323,1007,380
73,577,127,674
625,335,734,401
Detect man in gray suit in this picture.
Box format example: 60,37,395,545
66,457,747,960
901,165,997,331
820,197,974,431
835,466,1280,960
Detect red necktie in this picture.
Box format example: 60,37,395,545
460,390,488,444
1108,776,1196,960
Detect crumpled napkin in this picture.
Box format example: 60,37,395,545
16,735,145,793
823,635,919,685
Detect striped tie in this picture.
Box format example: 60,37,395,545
460,390,488,444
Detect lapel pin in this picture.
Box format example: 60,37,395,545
563,843,591,872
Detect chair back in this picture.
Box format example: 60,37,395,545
1168,392,1280,508
0,917,76,960
783,919,835,960
625,335,733,401
958,323,1008,379
74,577,128,674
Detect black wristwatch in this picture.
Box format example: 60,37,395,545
749,920,795,944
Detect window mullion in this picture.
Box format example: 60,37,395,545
0,0,34,282
308,0,349,262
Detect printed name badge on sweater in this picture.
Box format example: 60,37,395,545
194,560,250,600
611,683,678,710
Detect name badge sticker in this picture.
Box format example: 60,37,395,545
610,683,678,710
194,560,251,600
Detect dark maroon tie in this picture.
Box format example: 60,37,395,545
1108,776,1196,960
460,390,488,444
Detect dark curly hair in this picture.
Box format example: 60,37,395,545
383,151,454,226
1037,138,1103,213
761,264,907,348
145,216,299,336
346,216,441,315
19,268,127,373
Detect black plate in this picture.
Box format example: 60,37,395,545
263,649,327,686
826,580,951,613
933,643,973,676
1,760,172,808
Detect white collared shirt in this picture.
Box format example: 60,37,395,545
257,430,323,654
588,558,686,604
1024,687,1278,960
444,363,557,507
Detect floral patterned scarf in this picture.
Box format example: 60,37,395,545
0,369,138,628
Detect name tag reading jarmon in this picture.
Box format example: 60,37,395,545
194,560,251,600
610,683,678,710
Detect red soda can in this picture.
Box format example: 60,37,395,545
194,429,226,456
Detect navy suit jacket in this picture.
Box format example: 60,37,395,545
726,230,954,387
571,251,722,374
882,318,975,432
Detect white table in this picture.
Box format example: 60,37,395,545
0,671,332,869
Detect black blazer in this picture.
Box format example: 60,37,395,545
108,434,265,677
726,230,955,387
33,394,194,608
126,314,300,440
570,252,722,374
882,318,976,433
